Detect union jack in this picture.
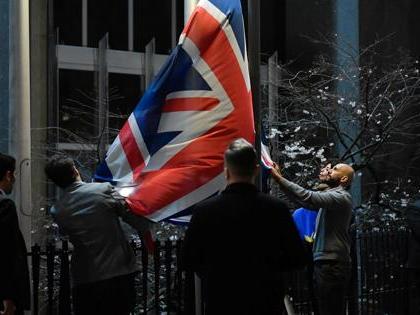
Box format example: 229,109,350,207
95,0,254,221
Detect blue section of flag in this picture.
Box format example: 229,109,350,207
95,162,115,183
209,0,246,58
292,208,318,241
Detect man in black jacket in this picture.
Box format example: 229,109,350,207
182,138,306,315
0,153,30,315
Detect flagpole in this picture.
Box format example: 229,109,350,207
247,0,261,189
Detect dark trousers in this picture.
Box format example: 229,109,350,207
313,260,350,315
72,273,136,315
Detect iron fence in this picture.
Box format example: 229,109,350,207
28,227,415,314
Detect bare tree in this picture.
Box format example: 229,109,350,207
264,37,420,213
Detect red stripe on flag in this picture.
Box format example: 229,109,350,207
119,121,145,181
163,97,219,112
187,7,254,141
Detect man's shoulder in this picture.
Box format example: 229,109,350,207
0,194,13,204
193,194,224,212
53,182,113,212
77,181,112,193
335,187,353,203
257,191,287,203
67,182,114,200
321,186,352,202
0,196,16,214
193,191,289,217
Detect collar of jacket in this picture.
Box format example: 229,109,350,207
64,181,84,192
223,182,258,194
331,185,348,192
0,188,5,196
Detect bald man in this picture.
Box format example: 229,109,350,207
271,162,354,315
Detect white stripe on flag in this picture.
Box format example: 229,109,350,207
166,90,215,100
147,172,226,221
105,137,134,183
128,114,151,166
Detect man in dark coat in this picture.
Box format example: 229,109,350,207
0,153,30,315
45,155,152,315
182,138,306,315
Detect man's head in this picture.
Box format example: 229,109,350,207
224,138,258,184
319,162,354,188
45,155,81,189
0,153,16,194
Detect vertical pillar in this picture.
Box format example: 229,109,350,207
145,38,155,88
82,0,87,46
47,0,59,146
30,0,48,246
97,34,109,162
128,0,134,51
9,0,32,248
171,0,177,48
0,0,9,153
335,0,361,206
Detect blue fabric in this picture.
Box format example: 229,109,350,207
292,208,317,241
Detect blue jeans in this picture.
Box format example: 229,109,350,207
313,260,351,315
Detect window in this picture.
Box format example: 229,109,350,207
88,0,128,50
54,0,83,46
360,0,420,55
59,70,95,143
108,73,142,135
134,0,173,54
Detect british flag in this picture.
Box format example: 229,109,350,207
95,0,254,222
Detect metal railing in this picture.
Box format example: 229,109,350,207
28,227,415,314
29,239,189,315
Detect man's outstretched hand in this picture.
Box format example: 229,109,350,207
270,162,283,183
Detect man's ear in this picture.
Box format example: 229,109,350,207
72,166,80,179
224,167,230,180
6,170,14,181
340,175,348,185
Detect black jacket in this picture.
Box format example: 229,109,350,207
182,183,306,315
0,195,31,311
